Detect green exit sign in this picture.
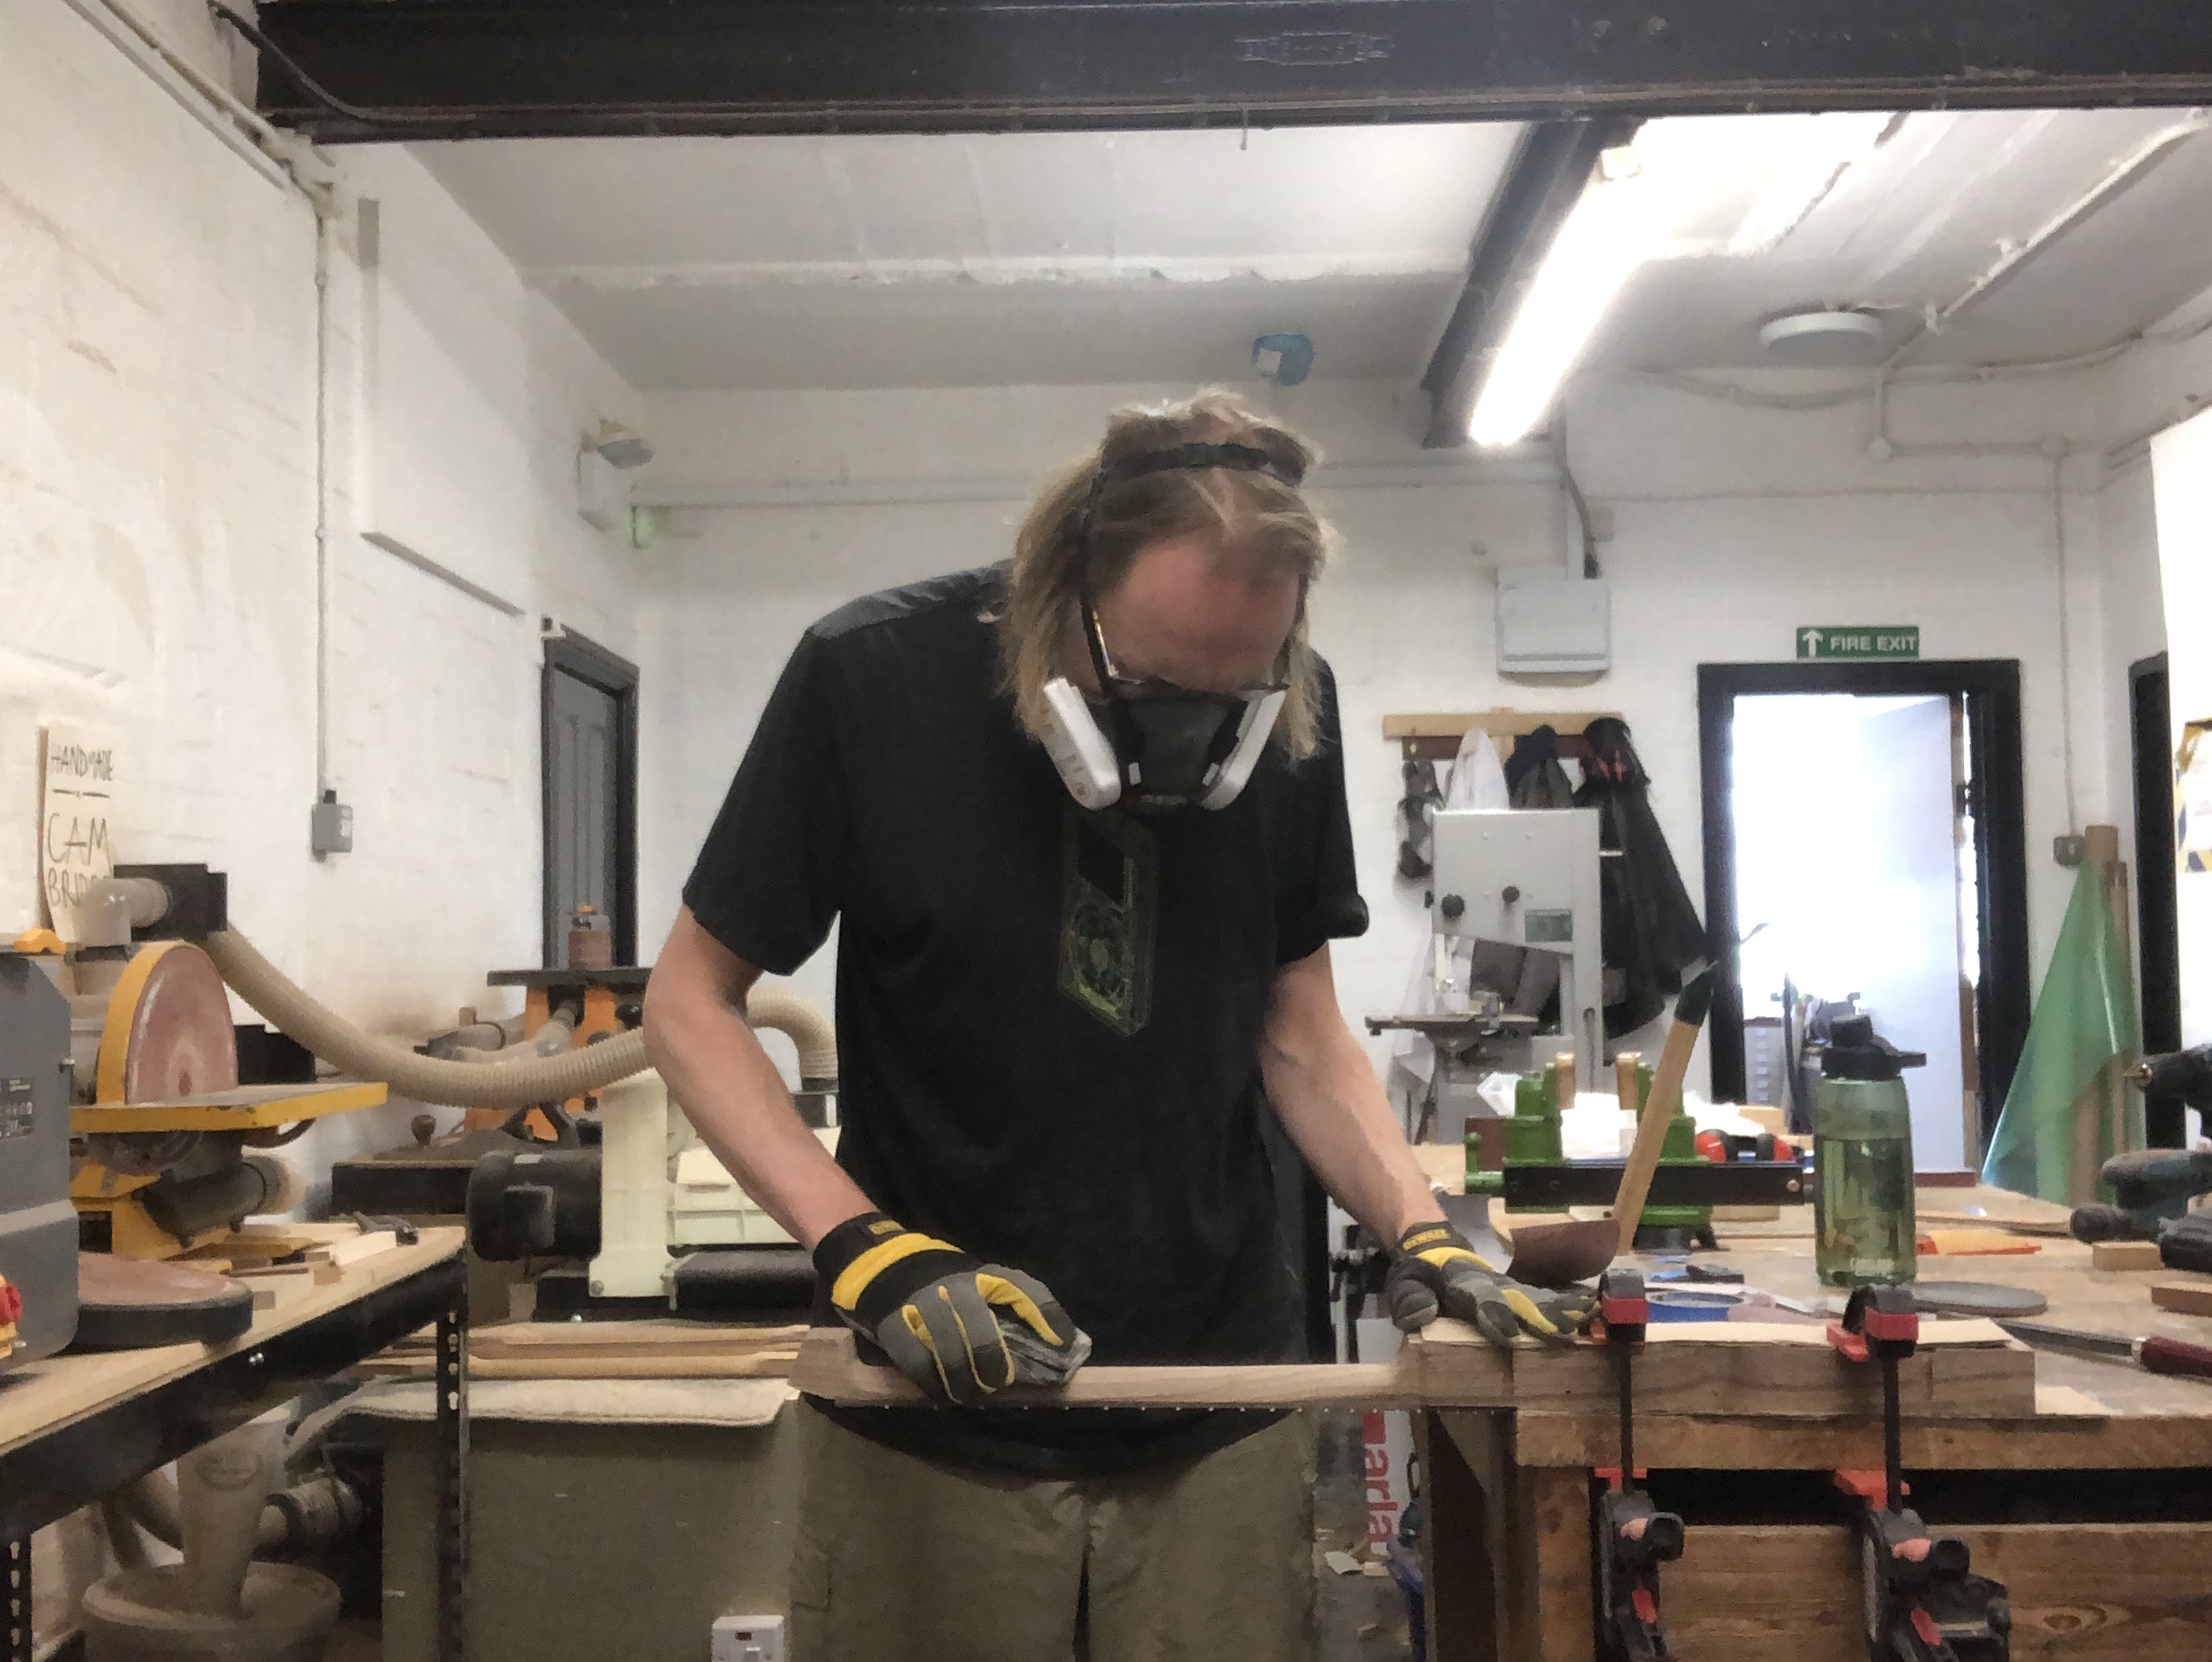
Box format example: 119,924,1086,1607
1796,625,1920,660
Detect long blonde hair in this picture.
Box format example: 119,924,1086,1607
999,390,1336,760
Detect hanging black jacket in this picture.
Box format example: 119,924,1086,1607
1573,718,1710,1033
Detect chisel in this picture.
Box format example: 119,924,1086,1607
1996,1319,2212,1381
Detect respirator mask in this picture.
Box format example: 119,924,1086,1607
1037,442,1301,814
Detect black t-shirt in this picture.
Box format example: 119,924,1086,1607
681,564,1368,1475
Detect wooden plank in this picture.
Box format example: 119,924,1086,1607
1417,1412,1501,1662
788,1329,1424,1408
0,1228,462,1458
1512,1400,2212,1472
1381,711,1617,744
1527,1468,1594,1662
2150,1278,2212,1317
1661,1527,1867,1662
1660,1522,2212,1662
790,1322,2029,1417
471,1322,810,1359
364,1352,798,1382
1421,1318,2033,1419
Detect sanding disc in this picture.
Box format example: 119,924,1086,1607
71,1253,254,1350
1913,1280,2049,1318
96,942,238,1104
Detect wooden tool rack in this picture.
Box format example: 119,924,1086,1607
0,1229,470,1662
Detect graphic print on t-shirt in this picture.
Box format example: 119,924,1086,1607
1057,805,1158,1036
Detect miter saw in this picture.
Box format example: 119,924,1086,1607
44,866,388,1260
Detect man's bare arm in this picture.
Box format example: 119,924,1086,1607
1259,943,1446,1242
641,906,874,1250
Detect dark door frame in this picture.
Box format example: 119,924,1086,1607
1697,660,2030,1152
541,628,640,968
2131,653,2185,1146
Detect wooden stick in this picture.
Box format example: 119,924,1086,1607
1615,1051,1643,1115
1613,970,1716,1256
789,1329,1423,1409
1555,1051,1578,1111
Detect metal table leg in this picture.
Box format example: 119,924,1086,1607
5,1533,29,1662
435,1273,470,1662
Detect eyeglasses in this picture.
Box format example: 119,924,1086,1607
1079,597,1289,703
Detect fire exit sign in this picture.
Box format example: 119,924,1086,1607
1796,625,1920,660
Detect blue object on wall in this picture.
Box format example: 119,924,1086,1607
1252,332,1313,387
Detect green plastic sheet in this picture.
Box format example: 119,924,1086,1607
1980,859,2141,1201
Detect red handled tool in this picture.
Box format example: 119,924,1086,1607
1827,1286,2010,1662
1996,1319,2212,1381
1593,1269,1683,1661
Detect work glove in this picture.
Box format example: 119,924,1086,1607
812,1212,1092,1404
1383,1221,1598,1345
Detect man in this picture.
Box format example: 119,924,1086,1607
643,390,1594,1661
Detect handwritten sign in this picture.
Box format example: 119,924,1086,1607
42,725,118,940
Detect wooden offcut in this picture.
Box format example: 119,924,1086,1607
2091,1240,2167,1272
2149,1278,2212,1317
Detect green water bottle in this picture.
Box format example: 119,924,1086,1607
1813,1014,1926,1289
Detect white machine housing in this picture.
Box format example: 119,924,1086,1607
588,1070,836,1301
1429,808,1605,1087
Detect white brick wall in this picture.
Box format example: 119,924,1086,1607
2,2,646,1183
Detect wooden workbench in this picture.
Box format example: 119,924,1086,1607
0,1229,470,1662
794,1185,2212,1659
1422,1194,2212,1661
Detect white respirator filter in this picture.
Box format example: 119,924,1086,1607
1039,677,1123,810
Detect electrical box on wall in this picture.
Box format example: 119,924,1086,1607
1496,570,1611,675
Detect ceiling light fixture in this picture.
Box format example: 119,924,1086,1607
1467,145,1656,448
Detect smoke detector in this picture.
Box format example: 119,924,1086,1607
1758,309,1884,364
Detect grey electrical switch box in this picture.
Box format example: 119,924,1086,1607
0,955,80,1368
311,790,354,856
1496,570,1612,674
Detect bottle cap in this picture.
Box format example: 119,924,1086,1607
1821,1014,1926,1081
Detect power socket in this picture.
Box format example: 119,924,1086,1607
710,1615,785,1662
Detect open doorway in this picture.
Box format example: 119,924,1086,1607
541,629,640,968
1700,661,2030,1170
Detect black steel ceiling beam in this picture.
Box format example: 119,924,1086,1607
249,0,2212,142
1419,117,1633,448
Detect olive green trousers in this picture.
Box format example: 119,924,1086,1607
788,1402,1318,1662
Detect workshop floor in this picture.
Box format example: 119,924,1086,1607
1312,1411,1416,1661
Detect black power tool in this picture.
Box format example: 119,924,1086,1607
2068,1046,2212,1272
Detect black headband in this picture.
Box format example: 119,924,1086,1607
1073,440,1306,543
1097,440,1305,491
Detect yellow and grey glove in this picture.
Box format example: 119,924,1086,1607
813,1212,1092,1404
1383,1221,1598,1344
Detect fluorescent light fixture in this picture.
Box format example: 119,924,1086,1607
1727,111,1896,256
1467,147,1656,448
1463,112,1901,448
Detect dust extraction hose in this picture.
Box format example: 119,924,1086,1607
201,928,835,1107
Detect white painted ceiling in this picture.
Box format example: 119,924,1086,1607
411,126,1522,389
1590,106,2212,370
412,107,2212,393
